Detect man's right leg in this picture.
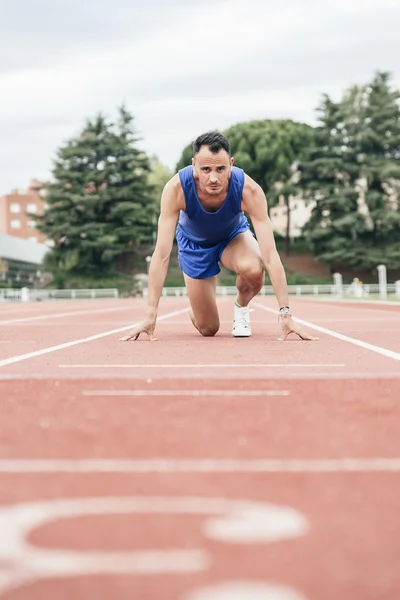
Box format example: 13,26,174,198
183,273,220,337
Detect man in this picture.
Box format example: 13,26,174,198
121,131,318,342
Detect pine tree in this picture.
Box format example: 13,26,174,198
358,72,400,269
35,107,157,280
300,73,400,273
300,95,365,271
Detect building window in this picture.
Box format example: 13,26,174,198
27,203,37,213
11,219,21,229
10,203,21,213
28,220,36,229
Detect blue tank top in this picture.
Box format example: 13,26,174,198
177,165,248,247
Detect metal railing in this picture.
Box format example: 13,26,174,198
1,283,399,302
154,283,399,298
0,288,119,302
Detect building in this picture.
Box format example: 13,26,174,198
0,233,48,287
269,196,316,238
0,179,46,243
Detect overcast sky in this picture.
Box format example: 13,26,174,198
1,0,399,194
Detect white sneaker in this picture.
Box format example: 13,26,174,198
232,303,253,337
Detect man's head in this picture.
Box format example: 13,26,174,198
192,131,234,196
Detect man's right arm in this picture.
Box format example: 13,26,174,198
146,176,181,320
120,176,182,341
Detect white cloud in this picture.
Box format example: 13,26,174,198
0,0,399,193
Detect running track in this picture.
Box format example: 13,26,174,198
0,296,399,599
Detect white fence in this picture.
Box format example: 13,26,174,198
155,283,400,298
1,283,399,302
0,288,119,302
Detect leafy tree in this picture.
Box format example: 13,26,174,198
34,107,157,282
175,120,313,254
176,120,313,194
224,119,313,196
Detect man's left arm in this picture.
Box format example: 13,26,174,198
242,175,318,341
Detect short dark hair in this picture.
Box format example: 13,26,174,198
193,131,231,155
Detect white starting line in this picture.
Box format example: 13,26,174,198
82,390,291,397
0,458,400,473
0,305,132,326
0,308,189,368
254,302,400,361
60,363,346,369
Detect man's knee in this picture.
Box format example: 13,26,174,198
198,322,220,337
237,258,264,284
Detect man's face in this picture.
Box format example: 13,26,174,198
192,146,234,195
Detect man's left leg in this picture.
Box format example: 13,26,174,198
220,230,264,337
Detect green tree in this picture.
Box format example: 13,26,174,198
358,72,400,269
299,95,363,270
175,120,314,254
35,107,157,283
300,72,400,272
269,168,302,256
224,119,313,196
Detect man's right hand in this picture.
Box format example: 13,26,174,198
119,316,157,341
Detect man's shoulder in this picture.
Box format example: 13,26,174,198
162,174,185,210
163,173,182,191
242,172,260,194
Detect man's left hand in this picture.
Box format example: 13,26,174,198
278,315,319,341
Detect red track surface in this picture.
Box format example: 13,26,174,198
0,296,399,599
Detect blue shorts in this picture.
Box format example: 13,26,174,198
176,222,250,280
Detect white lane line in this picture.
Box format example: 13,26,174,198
298,297,400,307
185,582,307,600
1,458,400,473
0,341,38,344
0,306,135,326
1,371,399,380
254,302,400,361
60,363,345,369
81,390,291,397
0,308,189,368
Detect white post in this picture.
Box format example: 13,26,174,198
21,287,30,302
145,256,151,275
333,273,343,298
377,264,387,300
354,278,363,298
145,256,151,296
395,281,400,298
